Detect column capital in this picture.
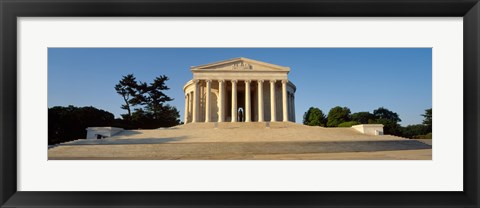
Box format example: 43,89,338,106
245,80,251,84
218,79,225,83
231,80,238,84
270,80,276,84
258,79,264,83
193,79,200,84
205,79,212,83
282,79,288,84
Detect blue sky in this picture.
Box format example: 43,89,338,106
48,48,431,126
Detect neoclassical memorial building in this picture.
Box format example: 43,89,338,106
183,57,296,123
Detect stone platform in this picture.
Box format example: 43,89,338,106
48,122,432,160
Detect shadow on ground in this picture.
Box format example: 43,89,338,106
56,136,188,146
137,140,433,155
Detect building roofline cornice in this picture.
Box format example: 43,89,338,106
190,57,290,72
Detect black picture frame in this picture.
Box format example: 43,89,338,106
1,0,479,207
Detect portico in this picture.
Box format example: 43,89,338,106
183,57,296,123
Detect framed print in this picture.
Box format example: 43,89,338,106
1,0,479,207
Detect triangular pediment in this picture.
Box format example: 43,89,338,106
190,57,290,72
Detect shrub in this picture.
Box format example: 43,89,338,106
338,121,360,127
413,133,432,139
369,118,402,135
425,132,432,139
400,124,430,139
351,112,375,124
303,107,326,127
327,106,351,127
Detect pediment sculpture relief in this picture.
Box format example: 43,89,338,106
231,62,253,70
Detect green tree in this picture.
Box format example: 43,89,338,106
128,105,179,129
351,111,376,124
114,74,139,119
371,118,402,135
400,124,430,139
327,106,351,127
143,75,174,120
373,107,401,123
338,121,360,127
115,75,180,129
130,108,155,129
156,104,181,126
422,108,432,132
303,107,326,126
370,107,402,135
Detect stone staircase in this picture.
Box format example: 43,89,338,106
380,134,408,140
376,135,431,146
413,139,432,145
49,123,432,159
51,123,419,148
180,121,303,129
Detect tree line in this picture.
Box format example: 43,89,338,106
48,105,115,145
303,106,432,139
48,74,180,145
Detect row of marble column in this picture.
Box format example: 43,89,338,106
185,79,293,123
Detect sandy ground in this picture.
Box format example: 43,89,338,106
48,122,432,160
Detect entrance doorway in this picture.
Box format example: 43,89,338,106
226,87,256,122
238,107,244,122
237,92,245,122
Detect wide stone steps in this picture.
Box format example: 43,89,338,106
48,140,432,160
51,123,413,148
181,121,307,129
413,139,432,145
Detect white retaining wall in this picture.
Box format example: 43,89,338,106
86,127,124,140
351,124,384,135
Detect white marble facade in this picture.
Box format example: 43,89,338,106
183,57,296,123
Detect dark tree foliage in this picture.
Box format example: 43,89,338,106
130,108,157,129
112,118,136,130
114,74,138,119
326,106,351,127
131,81,149,106
369,107,402,135
398,108,432,139
128,106,180,129
154,104,181,127
373,107,401,123
303,107,326,127
302,105,433,138
143,75,174,119
48,105,114,145
338,121,360,127
369,118,402,135
422,108,432,132
114,74,180,129
401,124,430,139
300,104,434,139
351,111,376,124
